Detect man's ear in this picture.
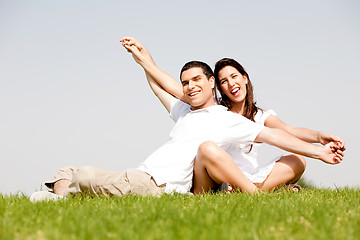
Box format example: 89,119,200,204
209,76,215,89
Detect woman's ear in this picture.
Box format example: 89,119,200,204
244,75,249,84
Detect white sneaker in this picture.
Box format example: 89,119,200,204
30,191,64,202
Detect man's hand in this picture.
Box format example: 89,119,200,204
318,142,344,164
120,36,184,101
119,36,179,112
120,37,154,66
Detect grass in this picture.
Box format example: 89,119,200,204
1,188,359,240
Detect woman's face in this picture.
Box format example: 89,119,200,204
218,66,248,104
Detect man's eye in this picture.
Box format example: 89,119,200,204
221,80,227,84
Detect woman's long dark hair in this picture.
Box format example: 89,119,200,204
214,58,261,122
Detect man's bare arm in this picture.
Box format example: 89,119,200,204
121,39,174,112
255,127,344,164
144,71,173,112
120,37,184,101
265,115,346,151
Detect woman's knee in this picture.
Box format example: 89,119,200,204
293,155,306,172
283,154,306,175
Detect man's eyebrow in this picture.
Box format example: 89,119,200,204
191,75,201,80
181,75,201,83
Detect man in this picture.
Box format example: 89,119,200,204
120,37,344,194
30,38,343,201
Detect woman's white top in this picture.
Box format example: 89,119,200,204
222,109,279,183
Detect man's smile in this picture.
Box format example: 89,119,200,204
188,90,201,97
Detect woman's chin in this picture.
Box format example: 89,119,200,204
229,95,245,104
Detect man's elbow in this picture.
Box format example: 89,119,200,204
254,128,269,143
255,128,281,144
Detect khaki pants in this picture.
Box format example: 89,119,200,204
45,166,164,197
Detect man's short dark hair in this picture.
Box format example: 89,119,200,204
180,61,214,80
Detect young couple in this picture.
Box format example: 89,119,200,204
30,37,345,201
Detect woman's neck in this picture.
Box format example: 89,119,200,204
230,101,245,115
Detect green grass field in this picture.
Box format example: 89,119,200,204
1,188,359,240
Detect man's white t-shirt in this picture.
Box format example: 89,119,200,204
137,99,265,194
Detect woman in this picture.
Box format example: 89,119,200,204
205,58,345,192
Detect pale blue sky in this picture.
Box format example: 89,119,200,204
1,0,359,194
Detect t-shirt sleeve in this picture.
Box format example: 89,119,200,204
237,120,265,143
169,98,191,122
255,109,277,125
220,113,266,144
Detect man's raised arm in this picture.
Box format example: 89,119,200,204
143,71,174,112
120,37,185,105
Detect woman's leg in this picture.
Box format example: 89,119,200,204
257,154,306,192
193,141,258,194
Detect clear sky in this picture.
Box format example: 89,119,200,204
1,0,359,195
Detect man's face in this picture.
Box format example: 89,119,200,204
180,67,215,110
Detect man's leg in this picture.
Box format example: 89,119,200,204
44,166,78,196
53,179,71,196
193,141,258,194
65,166,163,197
256,154,306,192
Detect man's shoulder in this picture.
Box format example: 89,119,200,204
171,98,191,112
170,99,191,121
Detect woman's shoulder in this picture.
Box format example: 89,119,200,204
254,109,277,125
